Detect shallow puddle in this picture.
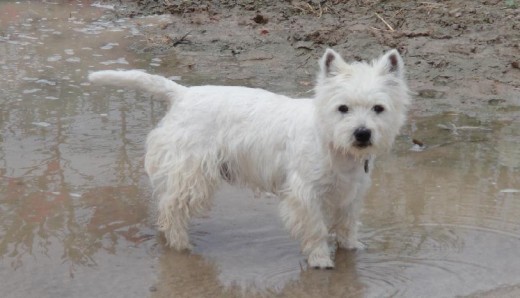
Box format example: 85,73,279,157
1,1,520,298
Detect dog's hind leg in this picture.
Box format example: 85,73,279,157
157,192,192,250
156,174,218,250
279,195,334,269
151,153,219,250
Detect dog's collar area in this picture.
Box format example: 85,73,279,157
364,159,369,173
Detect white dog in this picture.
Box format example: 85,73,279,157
89,48,411,269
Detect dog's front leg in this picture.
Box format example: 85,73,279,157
279,196,334,269
335,197,365,250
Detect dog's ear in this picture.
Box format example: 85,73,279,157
320,48,348,78
377,49,404,78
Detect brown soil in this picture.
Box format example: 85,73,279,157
114,0,520,122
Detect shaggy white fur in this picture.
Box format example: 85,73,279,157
88,48,411,269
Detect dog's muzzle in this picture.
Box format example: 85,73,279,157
353,127,372,148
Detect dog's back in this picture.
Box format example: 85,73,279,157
158,84,318,193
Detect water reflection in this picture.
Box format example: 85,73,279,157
1,2,160,297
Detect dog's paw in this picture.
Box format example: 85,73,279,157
308,252,335,269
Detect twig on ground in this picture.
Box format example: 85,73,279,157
290,2,324,17
296,54,312,69
375,13,394,31
172,30,192,46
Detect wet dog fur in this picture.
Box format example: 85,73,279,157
88,49,411,269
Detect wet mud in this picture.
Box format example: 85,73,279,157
1,1,519,297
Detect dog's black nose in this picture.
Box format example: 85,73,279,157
354,127,371,143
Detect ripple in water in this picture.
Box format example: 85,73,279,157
357,223,520,297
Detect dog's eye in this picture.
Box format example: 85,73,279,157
373,105,385,114
338,105,349,114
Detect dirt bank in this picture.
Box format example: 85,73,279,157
113,0,520,121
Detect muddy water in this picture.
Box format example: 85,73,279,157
1,1,520,298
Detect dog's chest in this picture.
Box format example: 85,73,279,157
324,159,369,200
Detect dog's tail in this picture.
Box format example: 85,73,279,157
88,70,187,101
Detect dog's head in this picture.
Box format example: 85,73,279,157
314,48,411,159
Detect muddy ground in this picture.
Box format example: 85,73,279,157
115,0,520,120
